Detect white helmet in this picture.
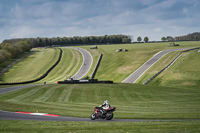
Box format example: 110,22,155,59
104,100,108,104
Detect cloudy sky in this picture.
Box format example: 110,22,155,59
0,0,200,42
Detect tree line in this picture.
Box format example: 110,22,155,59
175,32,200,41
161,32,200,42
3,34,131,47
0,40,33,64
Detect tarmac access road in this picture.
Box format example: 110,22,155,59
122,48,192,83
65,47,93,80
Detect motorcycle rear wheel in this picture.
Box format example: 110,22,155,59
106,112,113,120
91,113,96,120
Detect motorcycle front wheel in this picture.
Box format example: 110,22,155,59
90,113,96,120
106,112,113,120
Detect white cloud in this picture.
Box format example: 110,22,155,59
0,0,200,42
154,28,161,32
10,3,24,18
9,26,36,38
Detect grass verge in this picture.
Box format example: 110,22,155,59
0,120,200,133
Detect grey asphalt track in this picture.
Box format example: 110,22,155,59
122,48,192,83
1,110,200,122
0,84,42,95
67,47,93,80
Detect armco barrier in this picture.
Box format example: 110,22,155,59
144,47,200,85
57,79,113,84
0,48,63,85
91,53,103,79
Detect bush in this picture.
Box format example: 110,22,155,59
0,39,33,64
0,50,11,64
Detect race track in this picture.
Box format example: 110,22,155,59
0,47,199,122
122,48,192,83
69,47,93,80
1,110,199,122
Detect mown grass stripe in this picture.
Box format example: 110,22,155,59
63,48,76,77
6,87,42,102
0,87,31,101
44,48,74,82
69,48,82,77
45,87,63,102
21,87,48,102
34,86,58,102
57,85,76,103
37,48,83,83
0,77,200,119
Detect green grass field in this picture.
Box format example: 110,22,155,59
0,84,199,119
1,120,200,133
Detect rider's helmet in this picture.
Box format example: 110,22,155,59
104,100,108,104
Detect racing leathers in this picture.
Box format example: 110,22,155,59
99,100,111,115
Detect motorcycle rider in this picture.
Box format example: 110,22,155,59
99,100,111,115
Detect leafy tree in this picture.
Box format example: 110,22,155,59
0,50,11,64
137,36,142,42
144,37,149,43
166,36,174,42
161,37,166,41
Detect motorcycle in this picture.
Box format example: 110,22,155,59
90,106,116,120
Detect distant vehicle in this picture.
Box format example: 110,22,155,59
90,46,97,49
170,43,179,46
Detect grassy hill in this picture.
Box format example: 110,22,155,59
0,48,59,83
148,49,200,88
36,48,83,83
0,48,83,84
80,41,200,83
1,41,199,85
0,84,199,119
